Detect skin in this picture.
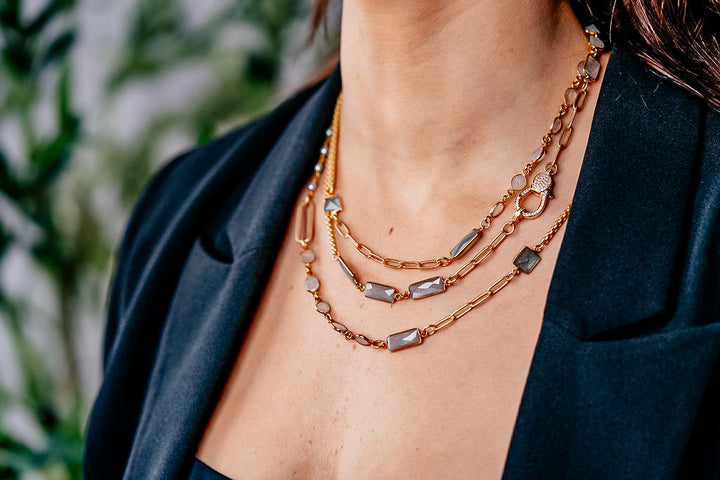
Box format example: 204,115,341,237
196,1,608,478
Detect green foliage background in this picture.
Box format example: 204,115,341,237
0,1,336,477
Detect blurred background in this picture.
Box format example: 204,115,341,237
0,0,338,478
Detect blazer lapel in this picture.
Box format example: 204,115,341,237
123,71,342,479
502,47,720,478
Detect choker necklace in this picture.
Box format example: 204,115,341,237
293,26,604,351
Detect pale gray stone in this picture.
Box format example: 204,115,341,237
364,282,396,303
300,250,315,263
409,276,446,300
490,202,505,217
355,335,371,346
589,35,605,49
531,146,545,162
316,301,330,313
324,196,343,212
511,174,527,190
584,55,601,79
337,256,355,280
387,328,422,352
585,24,601,34
331,321,347,333
304,275,320,292
450,229,480,258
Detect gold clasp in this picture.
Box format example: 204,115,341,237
514,172,553,219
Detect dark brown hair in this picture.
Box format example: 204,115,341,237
310,0,720,109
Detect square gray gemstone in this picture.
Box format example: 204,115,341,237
324,195,343,212
450,229,480,258
364,282,396,303
387,328,422,352
409,276,445,300
584,55,601,79
513,247,541,274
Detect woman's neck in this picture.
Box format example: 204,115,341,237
339,0,590,175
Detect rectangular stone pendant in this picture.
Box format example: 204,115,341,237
450,229,480,258
387,328,422,352
513,247,541,274
364,282,396,303
337,256,356,281
408,276,445,300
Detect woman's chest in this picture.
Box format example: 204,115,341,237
195,214,566,479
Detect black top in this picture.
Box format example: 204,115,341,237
187,459,231,480
84,45,720,479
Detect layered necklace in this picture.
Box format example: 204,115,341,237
294,26,605,352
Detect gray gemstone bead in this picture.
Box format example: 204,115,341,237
364,282,396,303
585,24,601,34
589,35,605,49
565,88,578,106
387,328,422,352
300,250,315,263
330,321,347,333
511,174,527,190
577,61,585,76
337,256,356,280
552,117,562,134
304,275,320,292
513,247,541,274
490,202,505,217
531,146,545,162
355,335,371,346
584,55,601,79
409,276,446,300
316,301,330,313
324,196,343,212
450,229,480,258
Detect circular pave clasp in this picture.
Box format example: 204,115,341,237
514,172,553,219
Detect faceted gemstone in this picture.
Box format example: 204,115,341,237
584,55,601,79
513,247,542,274
316,301,331,313
450,229,480,258
320,145,329,155
409,276,446,300
490,202,505,217
330,321,347,333
387,328,423,352
300,250,315,263
325,128,333,136
364,282,396,303
589,35,605,49
552,118,562,134
337,256,355,280
355,335,371,346
531,146,545,162
585,24,601,34
577,61,585,76
307,181,316,191
324,196,343,212
511,174,527,190
304,275,320,292
314,162,324,173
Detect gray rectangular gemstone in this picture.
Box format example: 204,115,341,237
387,328,422,352
584,55,601,79
337,256,356,281
364,282,396,303
513,247,541,274
409,276,445,300
450,229,480,258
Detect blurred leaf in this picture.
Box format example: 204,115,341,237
42,31,75,67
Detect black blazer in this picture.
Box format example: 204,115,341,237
84,46,720,479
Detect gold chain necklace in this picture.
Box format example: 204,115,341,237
292,26,604,351
314,31,603,304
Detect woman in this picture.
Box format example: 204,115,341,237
84,0,720,478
